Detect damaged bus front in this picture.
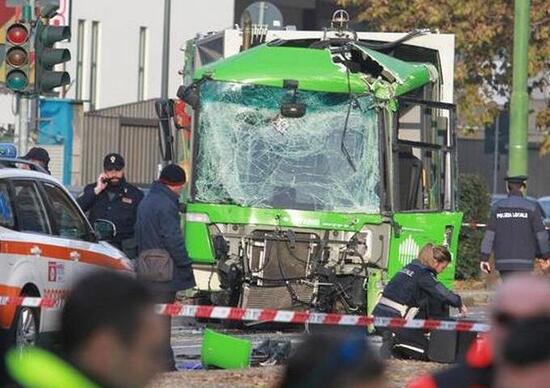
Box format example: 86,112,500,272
160,25,461,315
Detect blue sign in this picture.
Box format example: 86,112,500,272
39,98,74,185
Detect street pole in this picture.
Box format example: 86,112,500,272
508,0,530,177
14,95,30,156
492,113,500,194
161,0,171,99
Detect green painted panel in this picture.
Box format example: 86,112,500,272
356,46,435,96
187,202,383,231
194,46,367,94
194,45,435,97
388,212,463,288
185,221,215,263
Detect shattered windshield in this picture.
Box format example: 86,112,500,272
193,80,380,213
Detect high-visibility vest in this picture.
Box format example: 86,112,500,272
6,346,99,388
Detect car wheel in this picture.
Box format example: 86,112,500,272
8,300,40,351
14,306,39,348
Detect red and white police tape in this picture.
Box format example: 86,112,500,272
0,296,489,332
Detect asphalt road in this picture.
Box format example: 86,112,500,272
170,304,489,369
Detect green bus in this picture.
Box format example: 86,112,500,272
157,19,462,315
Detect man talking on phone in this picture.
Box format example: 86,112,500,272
77,153,144,258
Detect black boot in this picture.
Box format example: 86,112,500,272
380,332,394,359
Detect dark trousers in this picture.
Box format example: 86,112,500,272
153,291,177,371
374,301,451,361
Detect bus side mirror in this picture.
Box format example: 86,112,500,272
177,84,200,110
155,99,175,162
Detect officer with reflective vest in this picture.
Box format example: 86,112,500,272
373,244,467,360
480,175,550,278
77,153,144,258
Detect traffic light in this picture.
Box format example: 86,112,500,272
4,22,32,92
35,20,71,94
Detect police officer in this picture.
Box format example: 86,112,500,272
373,244,466,360
77,153,144,258
480,175,550,279
21,147,51,174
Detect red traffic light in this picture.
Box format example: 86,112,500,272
6,47,28,67
6,23,29,45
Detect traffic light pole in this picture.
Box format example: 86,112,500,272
508,0,530,177
14,94,31,156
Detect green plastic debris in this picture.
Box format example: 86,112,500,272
201,329,252,369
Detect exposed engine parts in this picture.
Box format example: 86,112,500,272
212,223,390,313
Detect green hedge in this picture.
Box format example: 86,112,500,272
456,174,491,279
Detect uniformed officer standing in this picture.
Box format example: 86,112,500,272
480,175,550,279
77,153,144,258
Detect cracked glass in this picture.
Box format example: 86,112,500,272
193,80,380,213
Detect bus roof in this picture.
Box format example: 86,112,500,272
193,43,437,97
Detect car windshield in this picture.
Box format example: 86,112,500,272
192,80,381,213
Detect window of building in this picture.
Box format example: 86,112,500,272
137,26,148,101
75,19,85,100
89,21,100,110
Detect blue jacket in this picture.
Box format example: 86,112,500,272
135,182,196,292
373,259,462,318
481,191,550,271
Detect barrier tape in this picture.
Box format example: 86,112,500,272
461,222,487,229
462,222,550,231
0,296,489,333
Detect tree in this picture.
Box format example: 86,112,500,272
456,174,491,279
338,0,550,151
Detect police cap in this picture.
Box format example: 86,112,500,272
504,175,528,184
103,153,125,171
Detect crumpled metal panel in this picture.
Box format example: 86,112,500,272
193,81,380,214
194,44,436,97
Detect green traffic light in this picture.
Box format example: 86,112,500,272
6,70,28,91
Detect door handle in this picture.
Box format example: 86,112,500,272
30,246,42,256
70,251,81,262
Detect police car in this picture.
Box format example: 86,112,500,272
0,145,133,347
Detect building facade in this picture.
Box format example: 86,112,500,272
0,0,235,126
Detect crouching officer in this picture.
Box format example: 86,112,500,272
480,175,550,279
373,244,467,360
77,153,144,258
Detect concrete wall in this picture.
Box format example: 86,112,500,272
458,138,550,197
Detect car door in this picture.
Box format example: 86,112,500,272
0,179,22,331
7,178,70,333
38,181,129,284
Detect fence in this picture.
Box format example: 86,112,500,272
78,100,161,186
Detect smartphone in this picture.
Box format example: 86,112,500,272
101,177,109,184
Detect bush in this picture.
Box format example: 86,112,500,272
456,174,491,280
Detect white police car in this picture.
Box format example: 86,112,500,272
0,144,133,347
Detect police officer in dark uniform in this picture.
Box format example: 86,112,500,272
21,147,51,174
480,175,550,279
373,244,466,360
77,153,144,258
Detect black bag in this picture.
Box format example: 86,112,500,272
428,326,478,363
136,249,174,282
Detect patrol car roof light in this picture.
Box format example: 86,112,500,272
0,143,17,158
